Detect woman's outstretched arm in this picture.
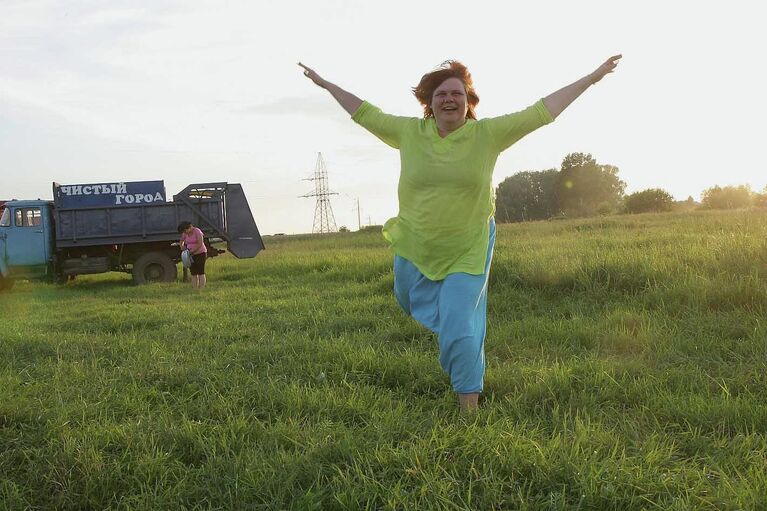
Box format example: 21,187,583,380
299,62,363,115
543,54,622,119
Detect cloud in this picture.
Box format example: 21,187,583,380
237,95,345,118
77,7,151,26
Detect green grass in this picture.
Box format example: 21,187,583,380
1,209,766,510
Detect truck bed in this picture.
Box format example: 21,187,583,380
53,182,264,259
54,200,224,247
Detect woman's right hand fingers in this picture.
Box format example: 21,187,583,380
298,62,315,79
298,62,324,87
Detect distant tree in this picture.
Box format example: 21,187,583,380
672,195,699,212
555,152,626,217
495,169,558,222
338,226,349,232
700,185,753,210
624,188,674,214
752,186,767,209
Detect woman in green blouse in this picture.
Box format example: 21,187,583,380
300,55,621,411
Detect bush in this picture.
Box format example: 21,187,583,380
596,202,616,216
624,188,674,214
700,185,753,210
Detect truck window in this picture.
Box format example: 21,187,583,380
26,209,42,226
0,208,9,227
14,208,42,227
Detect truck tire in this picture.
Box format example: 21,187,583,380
0,276,14,291
132,252,177,285
53,273,75,285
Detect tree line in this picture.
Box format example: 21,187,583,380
495,152,767,223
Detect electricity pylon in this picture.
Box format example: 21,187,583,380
299,152,338,233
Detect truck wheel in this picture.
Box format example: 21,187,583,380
0,276,14,291
53,274,76,285
132,252,177,284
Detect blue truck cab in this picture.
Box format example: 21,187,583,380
0,200,55,287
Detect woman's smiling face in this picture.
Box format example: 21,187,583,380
431,77,468,129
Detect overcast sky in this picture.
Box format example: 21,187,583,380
1,0,764,234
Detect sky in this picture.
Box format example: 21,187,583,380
1,0,765,234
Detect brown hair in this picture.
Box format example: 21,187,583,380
412,60,479,120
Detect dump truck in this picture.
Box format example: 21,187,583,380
0,181,264,290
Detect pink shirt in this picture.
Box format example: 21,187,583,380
181,227,207,254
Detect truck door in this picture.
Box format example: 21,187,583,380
4,206,49,277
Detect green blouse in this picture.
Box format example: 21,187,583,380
352,99,553,280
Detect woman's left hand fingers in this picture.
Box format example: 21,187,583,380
594,54,621,78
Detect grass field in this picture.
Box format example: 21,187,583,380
1,209,766,510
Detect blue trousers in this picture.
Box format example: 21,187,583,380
393,220,496,393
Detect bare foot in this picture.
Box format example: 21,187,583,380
458,392,479,412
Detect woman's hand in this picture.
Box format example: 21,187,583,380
298,62,363,115
299,62,327,89
589,55,622,84
543,53,622,119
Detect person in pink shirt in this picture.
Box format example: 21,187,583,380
178,221,208,289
